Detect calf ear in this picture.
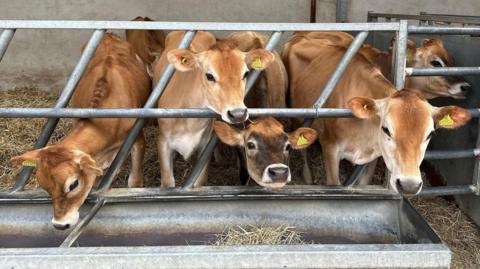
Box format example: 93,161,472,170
10,150,41,167
289,127,318,150
245,49,274,70
348,97,379,119
433,106,471,129
79,155,103,176
213,121,244,146
167,49,197,71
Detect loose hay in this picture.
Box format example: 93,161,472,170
410,196,480,269
213,225,307,246
1,88,479,268
0,88,74,189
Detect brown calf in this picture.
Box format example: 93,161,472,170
125,16,165,76
153,31,274,187
11,33,151,229
287,39,470,195
214,117,317,188
283,32,471,99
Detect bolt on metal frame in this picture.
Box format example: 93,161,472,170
1,20,480,247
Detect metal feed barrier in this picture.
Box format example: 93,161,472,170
0,20,479,268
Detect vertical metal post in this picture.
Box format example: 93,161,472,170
393,20,408,89
0,29,15,62
10,29,105,193
310,0,316,23
473,122,480,195
336,0,348,23
95,30,197,192
182,31,283,189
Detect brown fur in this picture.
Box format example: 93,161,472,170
285,33,470,192
11,33,151,227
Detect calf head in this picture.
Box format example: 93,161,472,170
168,40,274,124
214,117,317,188
11,146,102,229
349,89,470,195
404,38,471,99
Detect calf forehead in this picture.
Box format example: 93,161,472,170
208,49,245,77
388,96,431,140
247,118,287,147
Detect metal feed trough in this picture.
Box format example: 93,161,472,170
0,20,479,268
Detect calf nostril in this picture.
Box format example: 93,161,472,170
53,223,70,230
395,179,402,190
461,85,472,92
268,167,289,176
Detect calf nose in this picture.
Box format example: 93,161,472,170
53,223,70,230
227,108,248,123
396,178,423,196
461,84,472,92
268,166,289,182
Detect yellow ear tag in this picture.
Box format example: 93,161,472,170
297,134,309,146
181,57,188,64
439,114,454,127
252,57,263,69
22,160,36,167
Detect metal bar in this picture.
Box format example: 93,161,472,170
10,29,105,193
343,165,367,187
1,107,479,119
0,20,400,31
0,108,353,118
0,185,400,202
182,31,283,189
408,25,480,35
95,30,196,192
369,12,480,25
313,31,369,108
310,0,316,23
394,20,408,89
0,29,15,61
419,185,477,196
303,31,369,128
59,199,106,248
473,106,480,196
336,0,348,23
406,67,480,76
425,149,480,160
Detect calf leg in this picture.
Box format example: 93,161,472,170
323,144,341,185
127,132,145,188
357,159,378,185
158,139,175,188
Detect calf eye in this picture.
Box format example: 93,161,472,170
205,73,215,82
426,131,434,141
285,143,292,152
430,60,442,67
247,141,256,150
382,126,391,137
69,180,79,192
243,71,250,80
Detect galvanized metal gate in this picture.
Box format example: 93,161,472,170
0,20,480,268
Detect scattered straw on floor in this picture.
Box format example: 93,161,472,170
0,88,73,189
410,196,480,269
213,225,307,246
